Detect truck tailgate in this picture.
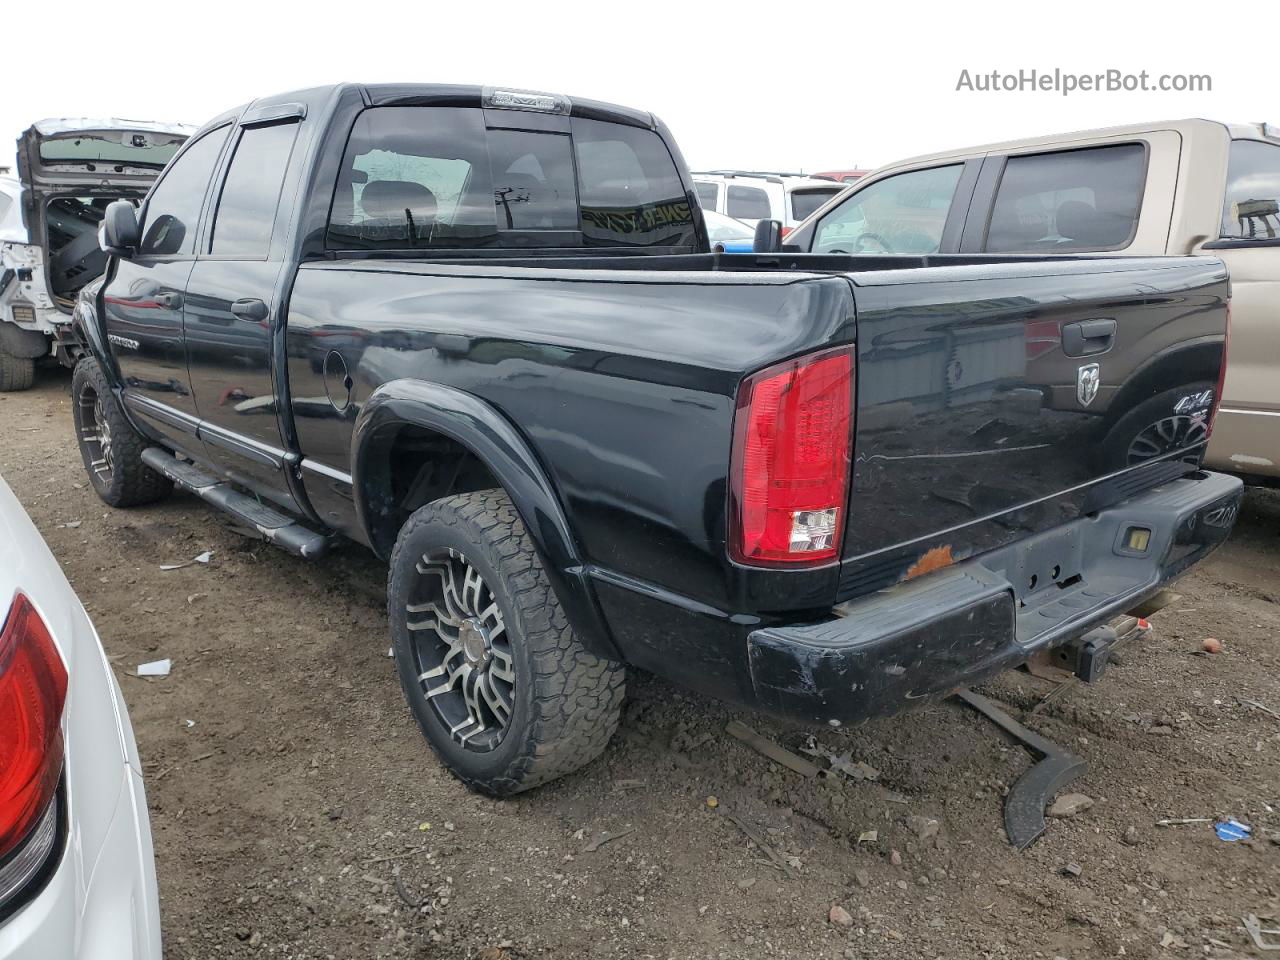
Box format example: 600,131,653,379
838,257,1229,599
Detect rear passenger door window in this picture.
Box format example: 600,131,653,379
1220,140,1280,240
984,144,1146,252
138,127,230,256
695,181,719,210
811,165,962,254
727,185,771,221
210,122,299,258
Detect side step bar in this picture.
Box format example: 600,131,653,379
141,447,332,559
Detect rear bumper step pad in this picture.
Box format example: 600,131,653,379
141,447,331,559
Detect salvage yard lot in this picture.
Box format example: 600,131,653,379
3,372,1278,960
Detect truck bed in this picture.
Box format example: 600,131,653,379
288,251,1228,614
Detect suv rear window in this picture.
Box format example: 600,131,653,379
726,185,771,221
694,181,719,209
1220,140,1280,240
984,143,1146,252
39,132,187,169
327,107,696,251
790,187,839,222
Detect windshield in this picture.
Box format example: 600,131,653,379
702,210,753,241
790,187,841,222
39,132,188,168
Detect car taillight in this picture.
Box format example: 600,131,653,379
0,593,67,865
780,226,793,238
1207,302,1230,437
730,347,854,567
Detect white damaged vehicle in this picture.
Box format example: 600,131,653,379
0,119,191,390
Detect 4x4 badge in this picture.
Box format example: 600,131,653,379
1077,363,1101,407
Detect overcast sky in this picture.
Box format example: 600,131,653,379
3,0,1274,176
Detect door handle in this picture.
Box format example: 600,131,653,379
156,292,182,309
230,298,269,323
1062,318,1116,357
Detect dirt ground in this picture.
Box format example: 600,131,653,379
2,368,1278,960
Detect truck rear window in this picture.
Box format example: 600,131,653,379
326,107,697,251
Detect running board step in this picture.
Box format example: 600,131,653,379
141,447,332,559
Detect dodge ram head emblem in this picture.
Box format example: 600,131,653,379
1076,363,1101,407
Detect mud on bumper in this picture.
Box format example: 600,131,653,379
747,471,1243,726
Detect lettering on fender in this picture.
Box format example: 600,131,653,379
1173,388,1214,415
108,333,140,351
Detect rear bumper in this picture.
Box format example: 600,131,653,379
746,470,1242,726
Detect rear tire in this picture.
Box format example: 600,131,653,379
388,489,625,796
0,348,34,391
71,358,172,507
1097,380,1214,472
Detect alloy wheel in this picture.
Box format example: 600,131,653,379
404,548,514,751
77,383,114,483
1126,414,1208,466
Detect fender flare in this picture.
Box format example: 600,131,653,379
351,379,621,660
1103,335,1224,426
71,295,112,372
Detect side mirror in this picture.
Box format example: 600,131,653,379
752,219,783,253
99,200,139,257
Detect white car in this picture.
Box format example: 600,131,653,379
691,171,843,233
0,475,161,958
0,119,191,391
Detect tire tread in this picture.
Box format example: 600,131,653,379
390,489,624,796
73,358,172,507
0,349,35,392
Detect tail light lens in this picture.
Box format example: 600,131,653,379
0,593,67,865
730,347,854,567
1207,302,1230,437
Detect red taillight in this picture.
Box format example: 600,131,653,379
0,594,67,862
730,347,854,567
780,226,793,239
1207,302,1230,437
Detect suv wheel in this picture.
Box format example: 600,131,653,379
72,358,172,507
1098,380,1214,471
388,489,625,796
0,348,34,392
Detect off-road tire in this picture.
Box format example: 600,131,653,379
0,349,34,391
71,358,172,507
388,489,625,796
1097,380,1215,472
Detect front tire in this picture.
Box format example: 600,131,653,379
71,358,172,507
0,348,34,391
388,489,625,796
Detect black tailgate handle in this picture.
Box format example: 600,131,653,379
1062,318,1116,357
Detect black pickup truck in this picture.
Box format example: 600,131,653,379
72,83,1241,796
